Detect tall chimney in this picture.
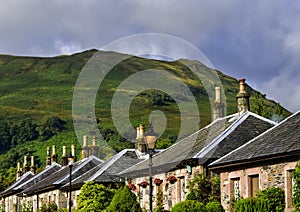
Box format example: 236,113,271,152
46,147,51,166
136,127,140,139
30,156,36,174
215,87,221,103
213,87,225,121
51,145,58,163
81,135,90,159
23,156,28,173
16,162,22,180
135,124,146,153
61,146,68,166
139,124,144,138
236,78,250,114
71,144,77,162
91,136,99,157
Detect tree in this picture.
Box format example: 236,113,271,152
38,116,66,141
272,103,285,123
0,122,11,152
9,119,39,146
77,181,115,211
251,92,271,118
186,174,220,204
106,186,142,212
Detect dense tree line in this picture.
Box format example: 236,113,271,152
0,116,66,153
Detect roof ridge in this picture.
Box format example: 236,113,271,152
193,112,250,159
247,111,277,125
1,171,34,194
89,149,129,181
14,163,61,190
209,111,297,167
54,156,102,184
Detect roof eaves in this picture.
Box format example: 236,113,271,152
14,163,61,190
0,172,34,197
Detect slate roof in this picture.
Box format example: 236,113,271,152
61,149,144,190
21,156,103,196
120,111,276,178
0,171,34,198
8,163,62,197
210,110,300,169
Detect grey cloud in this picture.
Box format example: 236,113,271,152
0,0,300,111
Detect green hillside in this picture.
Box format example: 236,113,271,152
0,49,290,189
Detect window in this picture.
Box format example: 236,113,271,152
248,175,259,197
176,177,185,202
230,178,240,200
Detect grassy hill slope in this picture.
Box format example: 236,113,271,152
0,49,291,184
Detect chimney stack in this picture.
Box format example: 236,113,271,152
30,156,36,174
23,156,28,173
16,162,22,180
71,144,77,162
135,124,146,153
91,136,99,157
51,145,58,163
139,124,144,138
81,135,90,159
213,87,225,121
236,78,250,114
61,146,68,166
215,87,221,103
46,147,51,166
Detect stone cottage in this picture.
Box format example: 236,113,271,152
120,79,276,211
209,110,300,212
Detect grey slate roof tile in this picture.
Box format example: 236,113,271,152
61,149,143,189
14,163,61,194
121,111,275,178
21,156,103,196
210,110,300,168
0,171,34,198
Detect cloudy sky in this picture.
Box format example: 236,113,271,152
1,0,300,112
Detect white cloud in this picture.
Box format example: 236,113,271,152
261,69,300,112
54,40,82,55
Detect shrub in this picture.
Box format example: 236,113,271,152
171,200,205,212
38,203,57,212
293,165,300,210
205,200,224,212
155,191,164,212
19,200,33,212
233,197,271,212
77,181,115,211
256,187,285,211
106,186,142,212
186,174,220,204
233,198,256,212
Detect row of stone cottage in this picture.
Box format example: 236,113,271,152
1,79,299,212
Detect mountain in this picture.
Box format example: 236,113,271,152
0,49,290,185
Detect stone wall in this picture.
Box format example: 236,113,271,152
133,164,204,211
219,161,297,212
